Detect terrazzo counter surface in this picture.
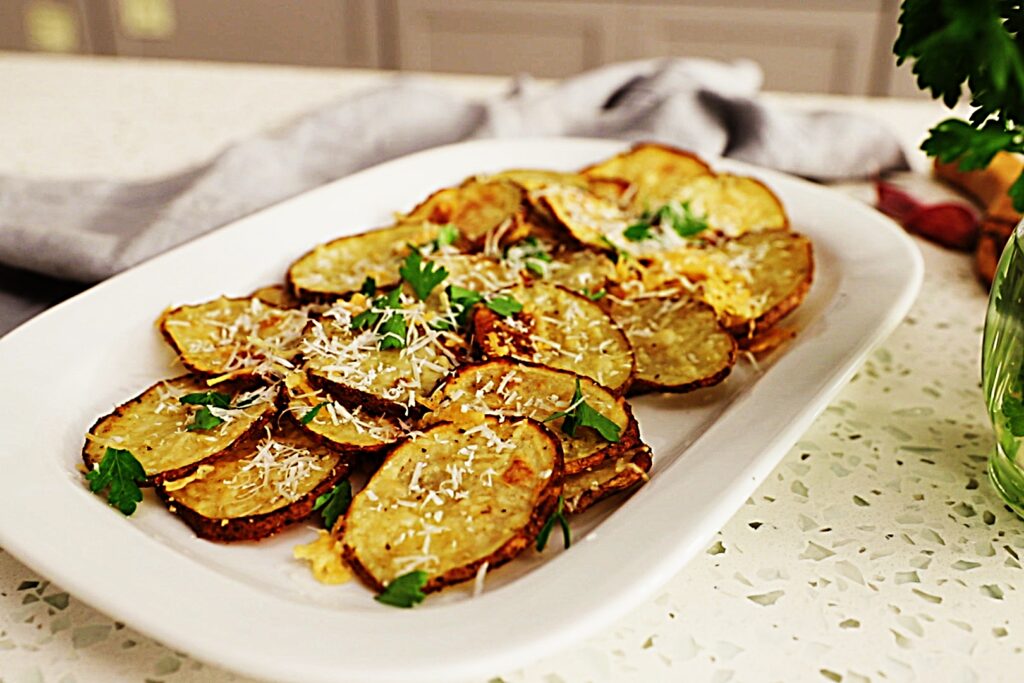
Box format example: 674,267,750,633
0,53,1017,683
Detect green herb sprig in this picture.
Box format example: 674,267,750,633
86,447,146,516
400,250,449,301
544,377,621,443
375,570,428,608
895,1,1024,210
313,480,352,529
536,495,571,551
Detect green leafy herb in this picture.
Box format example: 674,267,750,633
583,288,606,301
375,570,428,608
360,276,377,296
507,236,553,277
598,236,632,263
313,480,352,529
400,250,449,300
536,496,571,552
624,221,654,241
447,284,484,327
895,0,1024,211
434,224,460,249
351,288,401,332
486,294,523,317
378,312,408,350
86,447,146,516
186,406,224,432
659,201,708,238
179,391,231,409
544,377,621,443
300,401,330,425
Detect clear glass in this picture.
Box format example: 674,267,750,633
983,218,1024,515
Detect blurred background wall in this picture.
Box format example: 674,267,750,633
0,0,922,96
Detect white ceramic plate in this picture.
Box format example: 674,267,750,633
0,139,921,683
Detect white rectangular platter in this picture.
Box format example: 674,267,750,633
0,138,922,683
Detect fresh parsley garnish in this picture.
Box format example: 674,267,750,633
507,236,553,277
895,1,1024,211
375,570,428,608
86,447,146,516
543,377,621,443
536,495,571,552
447,284,484,327
186,406,224,432
300,401,330,425
378,311,408,350
313,480,352,529
486,294,523,317
598,236,632,263
351,288,402,342
360,276,377,296
625,202,708,241
583,288,606,302
623,222,653,242
434,224,460,249
179,391,231,409
400,250,448,300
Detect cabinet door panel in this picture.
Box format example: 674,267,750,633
390,0,619,77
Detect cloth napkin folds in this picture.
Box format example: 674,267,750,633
0,58,908,332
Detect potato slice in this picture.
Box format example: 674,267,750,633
283,372,402,454
679,230,814,337
159,296,308,380
300,297,465,416
341,417,563,592
287,222,440,302
250,284,302,310
157,421,347,542
581,143,713,207
428,360,641,474
545,249,618,299
665,174,788,236
609,292,737,394
83,376,277,485
472,282,635,394
563,445,652,515
402,179,527,247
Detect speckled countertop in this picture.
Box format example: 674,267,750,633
1,53,1017,683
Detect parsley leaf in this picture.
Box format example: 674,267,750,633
360,276,377,296
375,570,428,608
895,1,1024,211
434,224,460,249
351,288,401,332
448,284,484,327
506,237,553,277
300,401,330,425
313,480,352,529
86,447,146,516
400,250,448,300
623,222,654,241
660,201,708,237
179,391,231,409
583,288,606,302
544,377,621,443
536,496,571,551
186,406,224,432
486,294,523,317
378,312,408,350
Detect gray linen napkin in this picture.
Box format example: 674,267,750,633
0,58,908,334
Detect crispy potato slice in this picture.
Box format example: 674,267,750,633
609,292,737,394
472,282,635,394
250,284,302,310
283,372,402,454
545,249,619,298
581,143,713,207
287,222,439,302
563,445,652,515
434,252,522,296
665,174,788,236
679,231,814,337
157,421,347,542
159,296,308,380
428,360,641,474
341,417,563,592
485,169,631,205
402,179,527,246
300,297,465,416
83,377,277,485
